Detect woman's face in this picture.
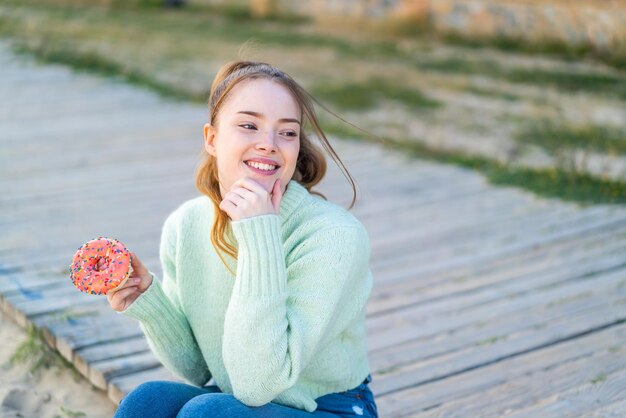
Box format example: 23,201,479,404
204,78,301,197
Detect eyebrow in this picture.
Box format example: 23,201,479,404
236,110,301,125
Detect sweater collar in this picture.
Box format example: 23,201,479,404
279,180,309,222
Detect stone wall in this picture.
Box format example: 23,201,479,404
422,0,626,50
262,0,626,50
254,0,403,19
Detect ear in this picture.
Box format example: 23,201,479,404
203,123,217,156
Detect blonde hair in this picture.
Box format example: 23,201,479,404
195,61,356,271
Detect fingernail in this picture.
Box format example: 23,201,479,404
134,278,141,284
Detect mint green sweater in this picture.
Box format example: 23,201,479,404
120,180,373,412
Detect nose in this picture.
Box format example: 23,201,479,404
256,130,277,153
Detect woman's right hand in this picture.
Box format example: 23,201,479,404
106,251,153,312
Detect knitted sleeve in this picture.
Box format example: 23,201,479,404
223,214,372,406
119,212,212,387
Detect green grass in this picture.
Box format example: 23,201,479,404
441,31,626,72
462,86,521,102
55,406,87,418
516,122,626,156
590,372,608,384
376,365,401,375
473,320,488,329
545,293,592,309
485,165,626,206
0,0,381,58
312,78,441,111
115,0,626,72
31,0,310,24
3,0,626,207
321,119,626,205
10,45,626,207
507,68,626,100
195,2,311,25
3,0,625,101
10,327,79,379
476,335,507,346
11,42,206,102
378,137,626,206
415,57,626,100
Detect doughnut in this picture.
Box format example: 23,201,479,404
70,237,133,295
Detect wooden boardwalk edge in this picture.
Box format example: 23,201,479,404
0,272,177,405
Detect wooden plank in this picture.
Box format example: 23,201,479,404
2,278,150,372
3,285,102,328
372,215,626,288
369,249,626,323
90,350,162,390
370,204,618,270
0,181,195,250
321,172,486,210
375,322,626,417
416,358,626,417
368,199,574,256
1,151,195,206
369,217,626,303
73,336,150,377
368,240,626,327
366,247,624,355
31,304,112,348
359,186,536,236
501,367,626,418
108,366,183,405
369,291,610,377
579,397,626,418
30,303,144,362
0,273,63,303
366,265,626,351
370,283,626,396
3,98,201,141
367,235,626,320
411,333,626,418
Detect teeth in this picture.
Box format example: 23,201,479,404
246,161,277,171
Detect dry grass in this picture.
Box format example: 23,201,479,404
2,0,626,204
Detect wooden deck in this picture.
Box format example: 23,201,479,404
2,42,626,417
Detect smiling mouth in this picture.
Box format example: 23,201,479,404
245,161,279,171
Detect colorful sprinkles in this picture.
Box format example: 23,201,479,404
69,236,132,295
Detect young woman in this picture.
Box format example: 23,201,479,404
107,61,378,418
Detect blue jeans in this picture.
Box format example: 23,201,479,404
114,375,378,418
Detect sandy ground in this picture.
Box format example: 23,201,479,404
0,310,117,418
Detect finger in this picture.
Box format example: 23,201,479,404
222,191,247,206
231,178,267,195
138,273,154,293
271,179,282,212
130,252,149,276
109,284,138,300
228,186,257,201
112,275,136,292
107,284,138,305
219,199,238,217
220,198,238,210
220,195,244,210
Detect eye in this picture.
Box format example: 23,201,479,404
281,130,299,139
239,123,257,130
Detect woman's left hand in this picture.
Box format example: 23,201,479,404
220,178,283,221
